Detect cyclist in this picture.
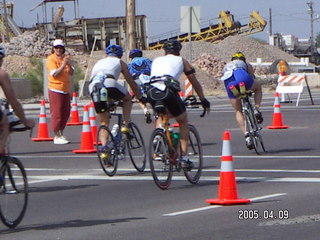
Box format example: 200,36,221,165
128,49,152,124
147,40,210,168
0,45,35,152
88,44,143,146
220,52,263,149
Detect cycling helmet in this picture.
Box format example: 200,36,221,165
105,44,123,57
231,52,246,61
163,40,182,54
129,49,143,58
0,45,6,58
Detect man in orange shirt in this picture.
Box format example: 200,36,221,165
46,39,74,144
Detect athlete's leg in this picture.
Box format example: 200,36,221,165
122,93,133,126
250,80,262,109
230,98,245,135
175,111,189,156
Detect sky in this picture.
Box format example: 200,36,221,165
10,0,320,42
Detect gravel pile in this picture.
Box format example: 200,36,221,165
2,30,78,57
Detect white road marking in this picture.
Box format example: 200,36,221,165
16,155,320,159
163,193,287,216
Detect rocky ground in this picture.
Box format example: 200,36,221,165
1,31,302,96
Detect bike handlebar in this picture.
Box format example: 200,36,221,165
183,95,208,118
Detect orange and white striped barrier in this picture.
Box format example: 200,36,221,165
267,92,289,129
276,74,305,105
73,105,96,153
206,131,250,205
184,78,193,98
67,92,82,126
32,100,54,141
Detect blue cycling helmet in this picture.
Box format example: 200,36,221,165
129,49,143,59
105,44,123,57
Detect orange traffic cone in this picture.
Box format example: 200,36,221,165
89,101,99,145
267,92,289,129
67,92,82,126
206,131,250,205
32,100,54,141
73,105,97,153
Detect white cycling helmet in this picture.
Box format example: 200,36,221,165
0,45,6,58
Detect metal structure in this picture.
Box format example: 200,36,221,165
149,11,267,50
38,14,148,51
0,1,21,42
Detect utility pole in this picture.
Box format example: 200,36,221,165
307,1,315,53
268,8,272,36
2,0,10,42
126,0,136,61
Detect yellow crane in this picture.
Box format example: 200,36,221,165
149,10,266,50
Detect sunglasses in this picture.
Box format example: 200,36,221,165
54,46,64,49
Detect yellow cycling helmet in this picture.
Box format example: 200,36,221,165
231,52,246,61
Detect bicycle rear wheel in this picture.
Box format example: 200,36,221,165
149,129,173,190
183,125,203,184
0,157,28,228
244,108,265,154
96,125,118,176
127,122,146,172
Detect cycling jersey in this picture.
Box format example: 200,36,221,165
90,57,121,80
128,57,152,80
221,60,254,99
151,54,184,80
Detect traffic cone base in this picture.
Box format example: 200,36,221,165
32,137,54,141
206,131,250,205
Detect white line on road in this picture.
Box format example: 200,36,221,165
163,193,287,217
16,155,320,159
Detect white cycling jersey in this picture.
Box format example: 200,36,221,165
221,59,248,81
90,56,122,80
151,54,184,80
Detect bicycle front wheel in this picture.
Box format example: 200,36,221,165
96,125,118,176
0,157,28,228
127,122,146,172
183,125,203,184
149,129,173,190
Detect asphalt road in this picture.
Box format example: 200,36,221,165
0,90,319,240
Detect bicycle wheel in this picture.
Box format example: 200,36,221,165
0,157,28,228
183,125,203,184
127,122,146,172
244,107,265,154
149,129,173,190
96,125,118,176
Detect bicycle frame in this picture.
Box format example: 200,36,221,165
239,91,266,154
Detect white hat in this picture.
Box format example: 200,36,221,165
53,39,64,47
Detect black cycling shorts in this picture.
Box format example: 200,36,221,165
91,87,126,114
147,88,186,117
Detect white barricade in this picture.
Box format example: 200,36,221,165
275,73,306,106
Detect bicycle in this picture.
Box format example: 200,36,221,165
0,100,31,228
230,82,266,154
148,96,206,190
96,101,147,176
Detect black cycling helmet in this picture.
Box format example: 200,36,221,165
129,49,143,58
231,52,246,62
163,40,182,54
0,45,6,58
105,44,123,57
